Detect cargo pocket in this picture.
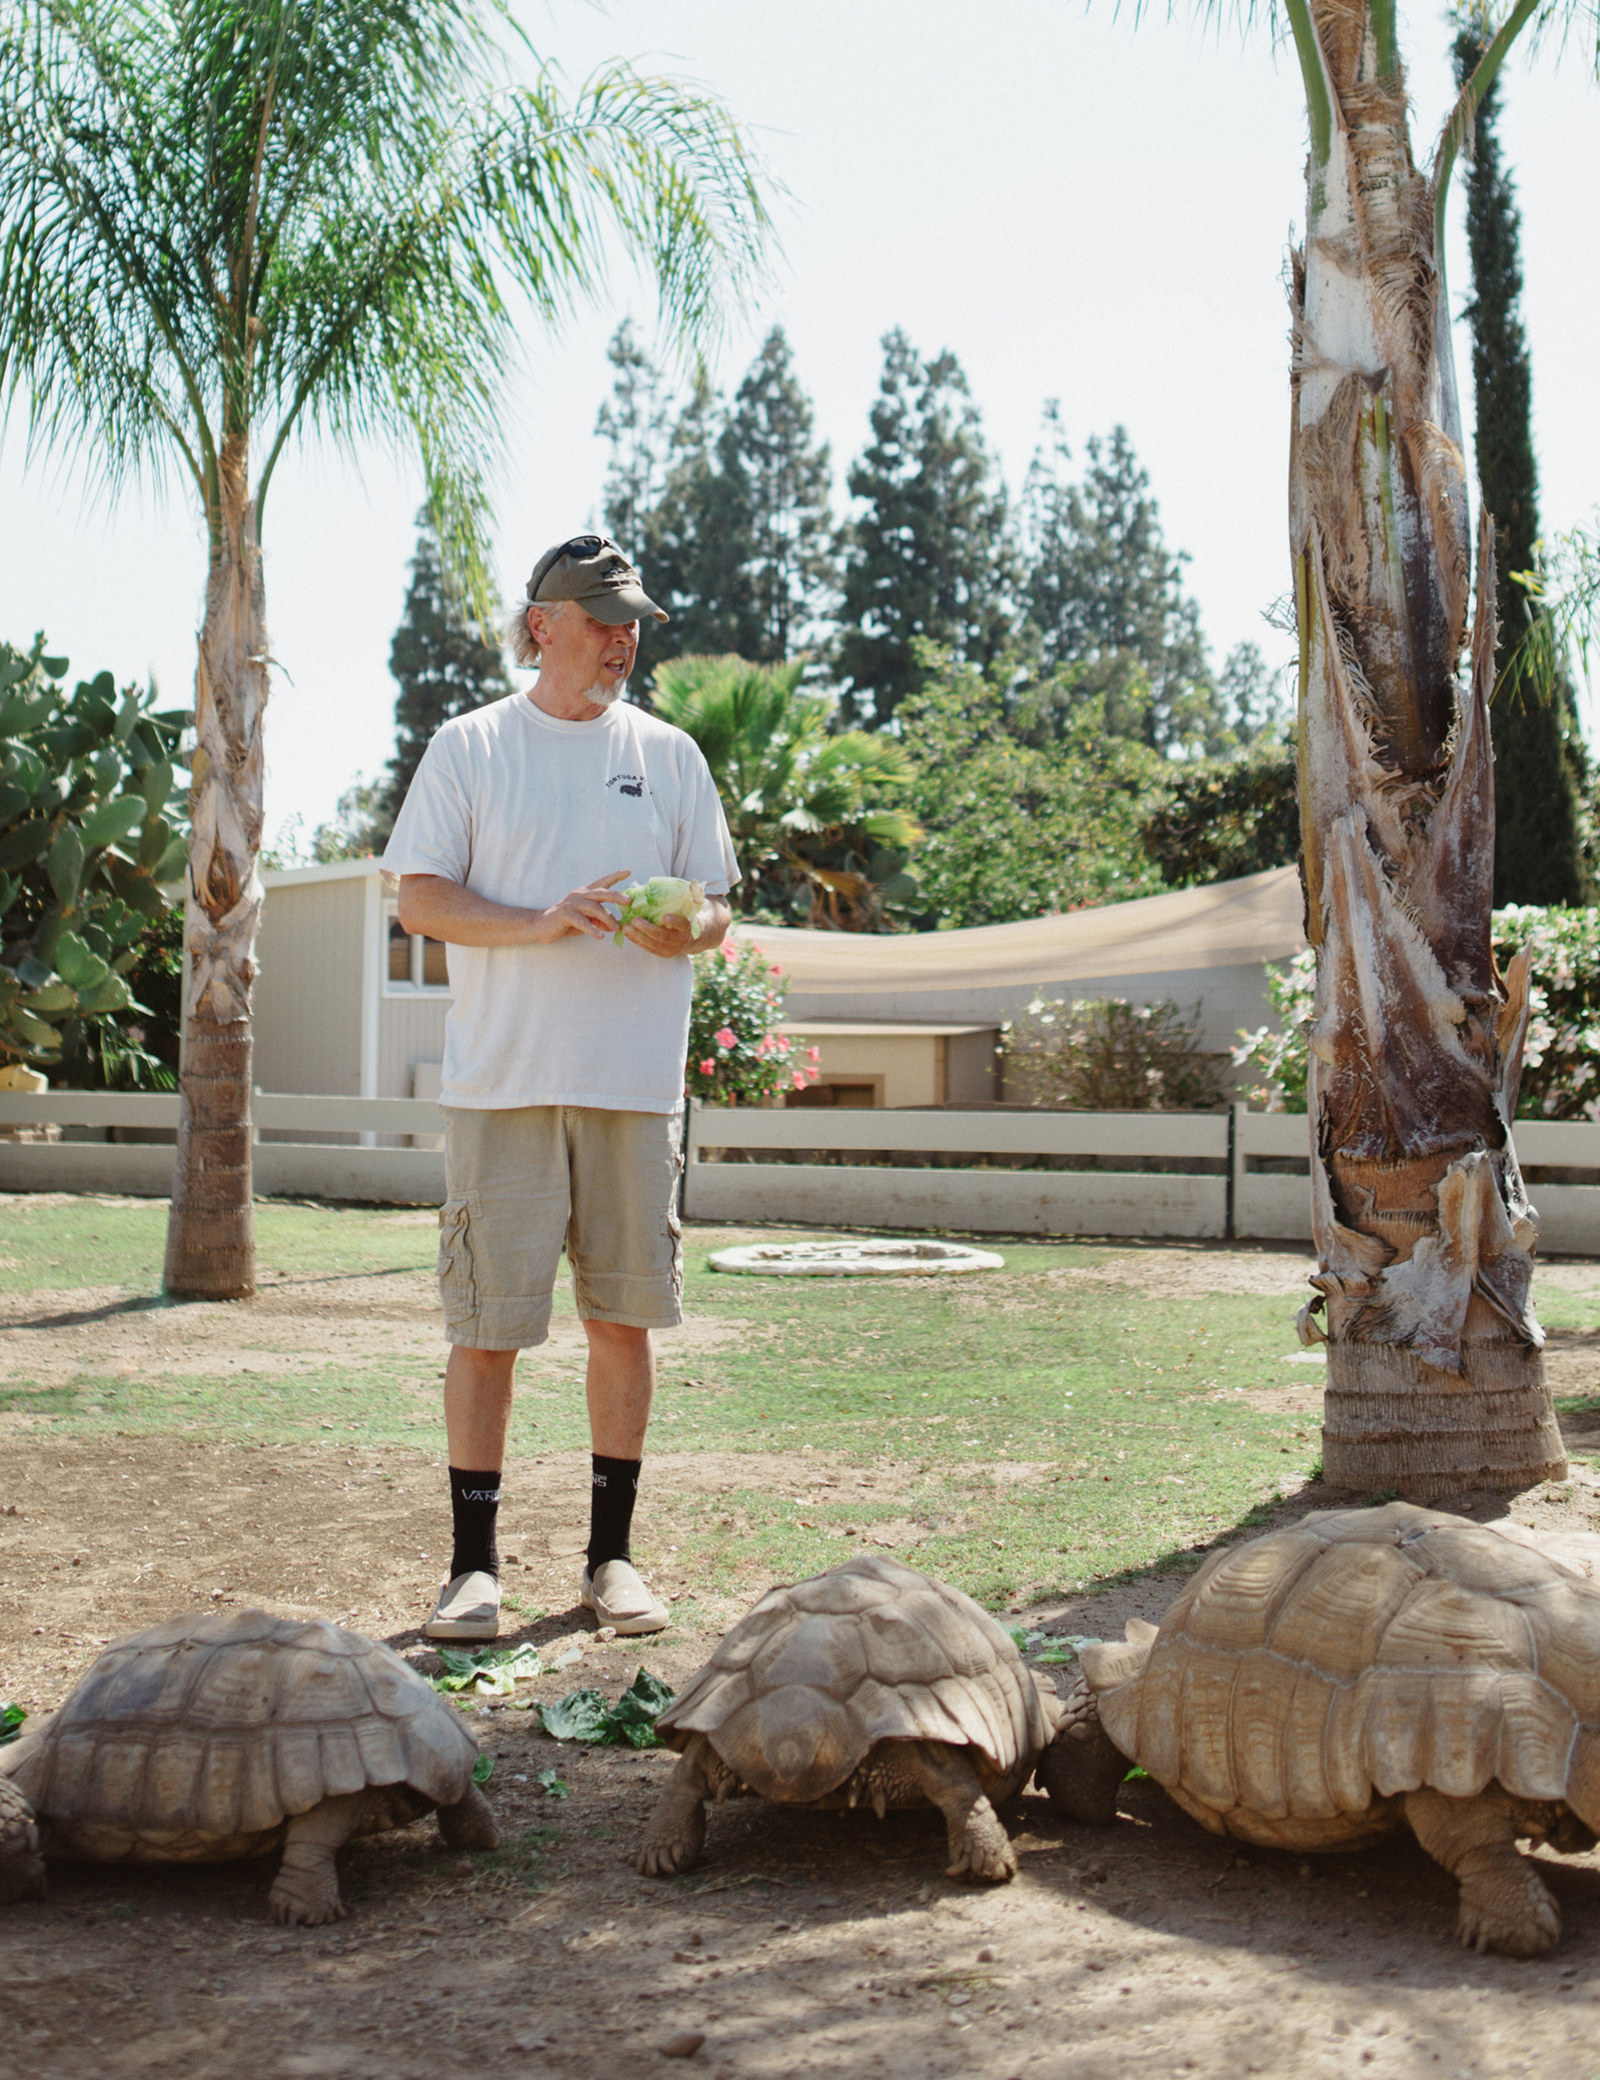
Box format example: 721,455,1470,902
437,1196,478,1323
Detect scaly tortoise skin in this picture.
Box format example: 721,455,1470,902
1040,1503,1600,1956
0,1608,498,1925
638,1554,1062,1882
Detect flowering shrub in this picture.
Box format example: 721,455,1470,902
1234,909,1600,1118
1232,949,1316,1111
685,938,820,1105
1491,907,1600,1119
1001,996,1226,1111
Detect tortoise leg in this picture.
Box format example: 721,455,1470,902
0,1775,46,1904
903,1741,1016,1883
1405,1787,1561,1957
638,1735,717,1876
269,1791,369,1927
438,1783,499,1852
1035,1678,1129,1825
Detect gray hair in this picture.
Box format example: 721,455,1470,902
502,595,568,670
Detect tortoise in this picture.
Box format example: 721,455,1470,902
637,1554,1062,1882
0,1608,498,1925
1039,1502,1600,1956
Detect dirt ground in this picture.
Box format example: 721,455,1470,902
3,1250,1600,2078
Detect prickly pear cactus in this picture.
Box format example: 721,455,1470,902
0,636,188,1072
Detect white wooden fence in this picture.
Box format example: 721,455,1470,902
3,1090,1600,1253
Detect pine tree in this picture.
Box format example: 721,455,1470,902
836,330,1009,726
381,514,509,831
595,319,672,555
1453,30,1590,904
720,327,836,660
639,369,751,667
1020,408,1224,754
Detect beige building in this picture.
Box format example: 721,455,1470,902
254,860,1306,1108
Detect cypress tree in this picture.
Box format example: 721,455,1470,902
1452,31,1590,904
595,319,672,555
638,368,751,667
1020,408,1224,754
721,327,836,661
836,330,1009,726
381,513,509,829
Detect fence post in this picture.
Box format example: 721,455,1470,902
1227,1103,1245,1242
680,1099,698,1221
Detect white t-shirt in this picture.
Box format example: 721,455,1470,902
382,693,739,1112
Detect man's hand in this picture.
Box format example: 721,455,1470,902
624,911,695,959
540,870,630,944
625,894,732,959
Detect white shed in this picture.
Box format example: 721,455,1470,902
255,859,448,1102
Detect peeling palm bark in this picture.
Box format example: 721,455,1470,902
163,438,267,1298
1289,0,1563,1489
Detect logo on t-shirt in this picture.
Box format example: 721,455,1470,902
607,772,647,798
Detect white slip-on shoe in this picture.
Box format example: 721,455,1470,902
424,1569,501,1642
580,1558,670,1636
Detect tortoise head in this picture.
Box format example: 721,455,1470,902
0,1774,46,1905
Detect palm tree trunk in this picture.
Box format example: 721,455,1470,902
163,439,267,1298
1289,1,1563,1492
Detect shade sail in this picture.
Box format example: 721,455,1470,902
727,868,1304,1030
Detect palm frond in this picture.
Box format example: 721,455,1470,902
0,0,774,588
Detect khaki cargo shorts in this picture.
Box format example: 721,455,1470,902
437,1106,684,1349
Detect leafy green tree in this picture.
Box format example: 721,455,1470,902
1140,735,1300,888
836,331,1009,726
0,637,186,1076
1020,409,1222,754
650,654,921,929
897,649,1164,927
0,0,769,1296
380,515,509,837
1452,28,1590,905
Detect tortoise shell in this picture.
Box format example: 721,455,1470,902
0,1608,477,1856
1082,1502,1600,1837
658,1554,1059,1803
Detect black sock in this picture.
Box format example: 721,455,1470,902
448,1466,501,1581
587,1455,641,1574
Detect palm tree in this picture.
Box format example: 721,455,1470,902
1261,0,1566,1487
649,654,922,929
0,0,770,1298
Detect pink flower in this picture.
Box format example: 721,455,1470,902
806,1046,821,1062
769,964,781,975
714,1026,737,1049
698,1059,716,1075
720,943,735,961
791,1070,808,1090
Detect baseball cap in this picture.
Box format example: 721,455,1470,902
524,534,668,625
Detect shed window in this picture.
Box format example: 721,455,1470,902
383,902,451,995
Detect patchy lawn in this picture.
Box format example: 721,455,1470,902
3,1195,1600,2079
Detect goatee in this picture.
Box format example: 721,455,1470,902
582,679,625,709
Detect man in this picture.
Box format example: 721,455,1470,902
383,533,737,1643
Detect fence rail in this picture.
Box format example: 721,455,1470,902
3,1090,1599,1252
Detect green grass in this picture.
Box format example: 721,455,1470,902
0,1194,438,1293
59,1202,1600,1608
0,1198,1351,1606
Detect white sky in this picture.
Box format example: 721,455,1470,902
3,1,1597,844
